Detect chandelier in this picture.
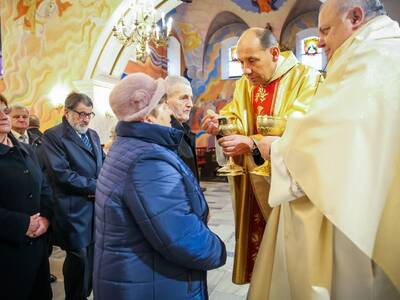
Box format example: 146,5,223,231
112,0,173,63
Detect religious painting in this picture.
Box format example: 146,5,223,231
300,36,323,70
122,42,168,80
14,0,72,35
231,0,288,13
304,36,319,55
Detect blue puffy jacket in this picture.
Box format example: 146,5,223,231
94,121,226,300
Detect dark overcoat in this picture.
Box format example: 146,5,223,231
0,135,52,299
42,117,104,250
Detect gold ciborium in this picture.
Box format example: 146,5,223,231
217,117,245,176
250,115,287,177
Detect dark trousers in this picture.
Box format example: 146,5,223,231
63,244,94,300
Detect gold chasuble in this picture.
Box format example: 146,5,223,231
219,51,322,284
248,16,400,300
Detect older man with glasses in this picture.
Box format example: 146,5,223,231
42,92,105,300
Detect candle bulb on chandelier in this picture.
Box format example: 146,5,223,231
161,12,165,28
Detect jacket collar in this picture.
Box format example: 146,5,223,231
0,133,29,156
116,121,183,151
170,116,191,135
61,116,99,159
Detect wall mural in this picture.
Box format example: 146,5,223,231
280,11,319,51
0,0,119,130
191,23,247,147
232,0,288,13
122,42,168,80
0,25,4,93
163,0,293,149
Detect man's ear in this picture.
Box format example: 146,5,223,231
347,7,365,30
270,46,280,62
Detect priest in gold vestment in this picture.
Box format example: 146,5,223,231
201,28,322,284
248,0,400,299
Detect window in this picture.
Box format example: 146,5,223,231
221,37,242,80
300,36,323,70
296,28,326,71
228,46,242,78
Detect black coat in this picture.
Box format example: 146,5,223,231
171,117,200,182
42,117,104,250
0,134,52,299
27,127,43,145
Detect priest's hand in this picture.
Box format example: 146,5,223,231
218,135,253,156
200,115,219,135
258,136,280,160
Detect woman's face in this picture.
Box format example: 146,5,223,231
146,102,173,127
0,102,11,135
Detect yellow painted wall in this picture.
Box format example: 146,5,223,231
0,0,119,130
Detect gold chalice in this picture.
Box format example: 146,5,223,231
217,117,245,176
250,115,287,177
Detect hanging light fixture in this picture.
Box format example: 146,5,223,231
112,0,173,63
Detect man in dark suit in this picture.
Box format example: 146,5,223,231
27,114,58,283
9,103,31,144
27,115,43,144
42,92,104,300
165,75,200,182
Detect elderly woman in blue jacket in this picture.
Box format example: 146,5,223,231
94,73,226,300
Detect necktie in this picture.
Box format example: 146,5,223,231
19,135,28,144
81,133,93,152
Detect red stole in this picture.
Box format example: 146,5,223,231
251,79,281,133
245,78,280,282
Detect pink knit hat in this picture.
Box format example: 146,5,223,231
109,73,166,122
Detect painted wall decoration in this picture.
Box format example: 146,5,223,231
163,0,295,151
122,42,168,79
0,0,118,130
232,0,288,13
280,11,319,51
0,28,3,93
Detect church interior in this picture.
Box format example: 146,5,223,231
1,0,399,299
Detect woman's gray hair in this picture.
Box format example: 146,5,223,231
165,76,192,97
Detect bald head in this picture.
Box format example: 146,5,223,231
237,27,280,86
239,27,278,50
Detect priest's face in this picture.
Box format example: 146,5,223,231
237,33,279,86
318,0,359,61
166,84,193,123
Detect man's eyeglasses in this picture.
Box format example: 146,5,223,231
71,109,95,119
0,107,11,115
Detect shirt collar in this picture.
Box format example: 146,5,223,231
11,129,29,144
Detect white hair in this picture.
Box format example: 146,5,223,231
10,102,29,113
165,75,192,97
328,0,386,19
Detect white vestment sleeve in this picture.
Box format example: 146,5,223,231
269,139,305,207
